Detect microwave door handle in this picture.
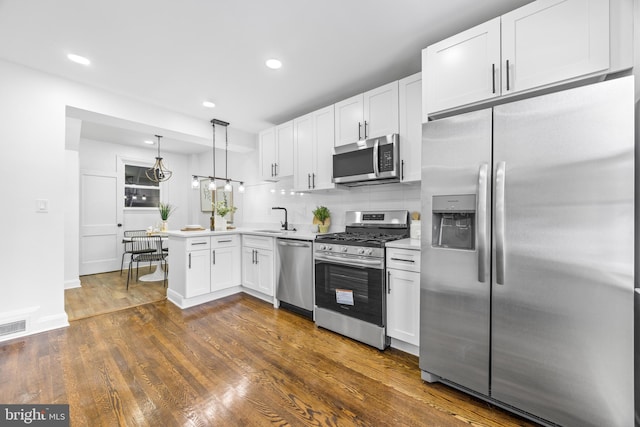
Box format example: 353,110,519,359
373,140,380,177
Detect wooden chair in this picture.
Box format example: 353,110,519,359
126,235,168,290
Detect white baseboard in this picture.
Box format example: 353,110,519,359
64,278,81,289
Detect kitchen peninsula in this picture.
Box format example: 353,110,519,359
166,228,317,309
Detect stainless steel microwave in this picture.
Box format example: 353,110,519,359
332,134,399,186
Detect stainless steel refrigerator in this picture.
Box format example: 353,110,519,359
419,76,634,427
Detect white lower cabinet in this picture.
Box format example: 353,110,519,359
386,247,420,348
242,235,275,297
211,235,241,292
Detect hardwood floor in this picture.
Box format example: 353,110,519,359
65,267,167,321
1,294,537,427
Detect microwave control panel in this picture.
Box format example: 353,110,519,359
379,144,394,172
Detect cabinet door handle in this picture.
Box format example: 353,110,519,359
506,59,510,91
401,160,405,181
387,270,391,294
255,250,259,264
271,163,275,177
312,173,316,189
274,163,278,176
212,250,215,265
188,253,191,269
358,122,362,140
492,63,496,94
364,120,368,139
308,173,311,189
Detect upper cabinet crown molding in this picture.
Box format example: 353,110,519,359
423,0,631,119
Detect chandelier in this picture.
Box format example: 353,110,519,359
191,119,245,193
146,135,172,182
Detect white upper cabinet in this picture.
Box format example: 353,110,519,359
334,94,363,147
398,72,422,183
259,127,276,181
423,0,615,117
335,81,399,147
501,0,609,95
423,18,501,119
259,121,294,181
293,105,336,191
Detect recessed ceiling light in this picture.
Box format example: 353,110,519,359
265,59,282,69
202,101,216,108
67,53,91,66
144,140,154,145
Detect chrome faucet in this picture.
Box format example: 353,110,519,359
272,207,288,230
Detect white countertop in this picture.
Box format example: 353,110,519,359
166,227,319,241
385,238,421,250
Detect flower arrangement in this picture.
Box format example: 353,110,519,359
214,196,237,218
158,202,175,221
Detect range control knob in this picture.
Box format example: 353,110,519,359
327,245,334,251
358,248,365,254
341,246,348,252
319,245,326,251
365,249,373,255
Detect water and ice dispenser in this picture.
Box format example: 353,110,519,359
432,195,475,250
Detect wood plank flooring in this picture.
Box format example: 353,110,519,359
1,294,536,426
65,267,167,321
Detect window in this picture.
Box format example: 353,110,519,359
124,164,160,208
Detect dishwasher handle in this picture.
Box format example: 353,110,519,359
277,240,311,248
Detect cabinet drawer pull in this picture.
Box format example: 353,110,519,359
390,257,415,263
191,242,207,246
217,239,232,243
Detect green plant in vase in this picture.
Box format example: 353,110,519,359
312,206,330,233
158,202,175,231
213,195,237,231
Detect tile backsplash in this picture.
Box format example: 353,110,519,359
235,177,421,232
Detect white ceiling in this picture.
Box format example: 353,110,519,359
0,0,533,152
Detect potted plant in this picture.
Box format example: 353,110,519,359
158,202,175,231
213,197,237,231
312,206,330,233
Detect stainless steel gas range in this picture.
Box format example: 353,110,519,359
314,210,409,350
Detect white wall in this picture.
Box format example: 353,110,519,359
0,58,251,342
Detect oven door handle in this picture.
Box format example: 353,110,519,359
315,254,383,269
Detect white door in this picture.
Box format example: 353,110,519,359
185,249,210,298
422,17,501,117
387,269,420,346
501,0,609,95
363,81,399,139
79,170,122,275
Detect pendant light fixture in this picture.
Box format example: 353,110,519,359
146,135,172,182
191,119,245,193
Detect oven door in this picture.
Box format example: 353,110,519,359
314,253,385,326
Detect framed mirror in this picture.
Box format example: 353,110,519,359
200,179,213,212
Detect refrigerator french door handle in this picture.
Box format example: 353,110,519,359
373,140,380,176
495,161,506,285
477,163,488,283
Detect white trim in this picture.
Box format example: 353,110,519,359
64,279,81,289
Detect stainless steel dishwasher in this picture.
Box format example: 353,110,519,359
276,238,314,318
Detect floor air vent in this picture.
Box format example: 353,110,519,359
0,319,27,337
